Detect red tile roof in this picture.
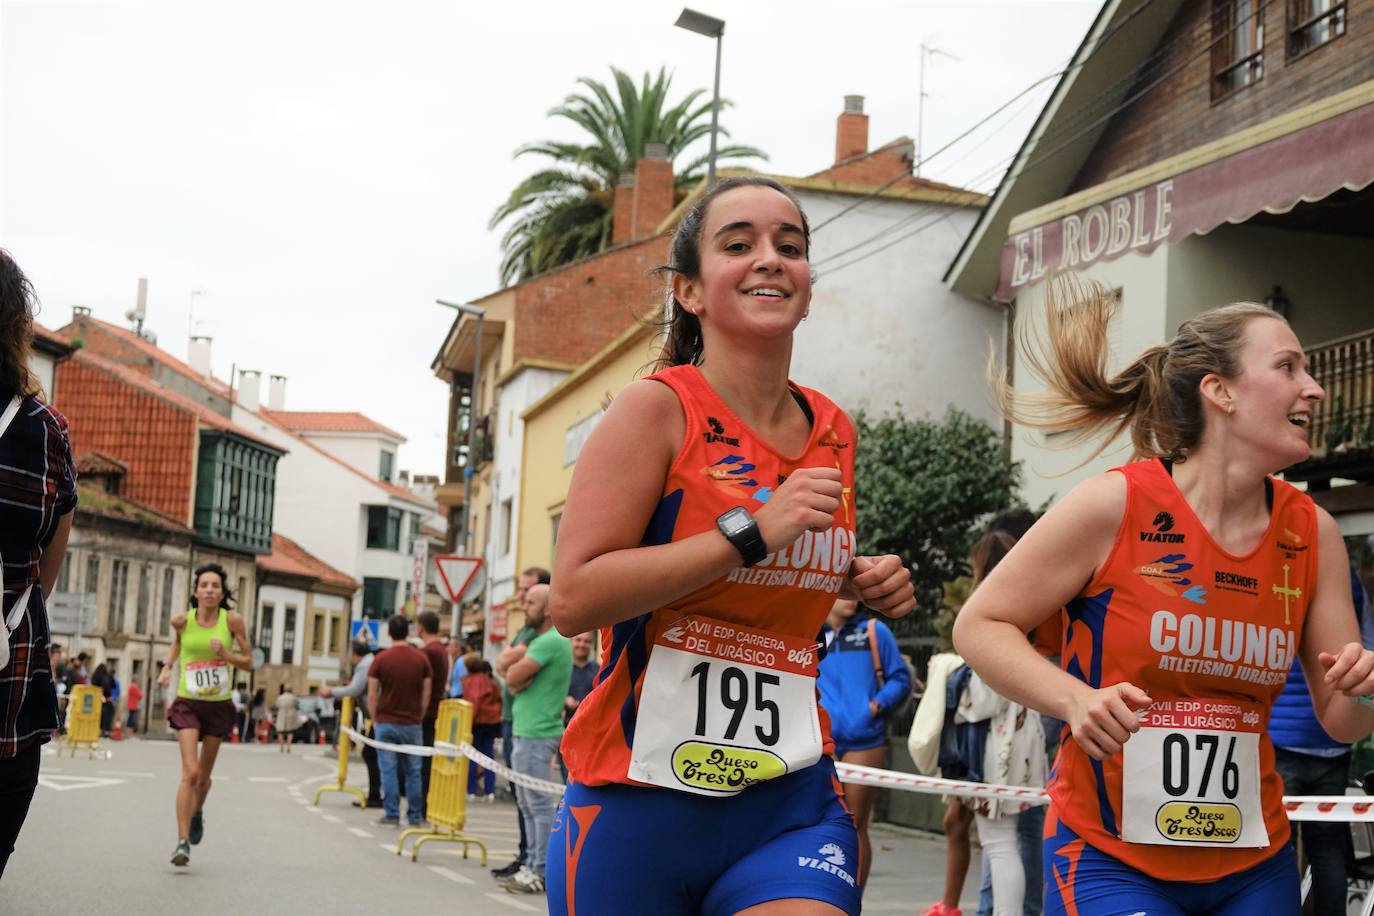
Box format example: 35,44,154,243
264,410,406,442
258,533,359,590
252,410,433,509
72,350,282,451
56,357,200,520
57,317,233,397
74,451,129,476
75,481,195,534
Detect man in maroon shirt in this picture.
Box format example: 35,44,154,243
367,615,432,827
417,611,449,818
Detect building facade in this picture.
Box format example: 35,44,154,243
946,0,1374,534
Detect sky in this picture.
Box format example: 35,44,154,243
1,0,1100,476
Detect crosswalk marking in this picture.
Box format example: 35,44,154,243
485,892,539,912
347,828,372,838
427,865,475,885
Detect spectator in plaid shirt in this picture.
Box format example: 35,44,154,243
0,249,77,880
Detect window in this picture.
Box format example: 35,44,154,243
85,555,101,595
335,613,348,655
408,512,421,552
311,614,325,654
551,512,563,558
379,450,395,483
283,606,297,658
1211,0,1264,100
109,560,129,633
160,568,176,635
260,603,275,658
366,506,402,551
1288,0,1345,57
134,565,151,635
501,498,514,556
362,578,398,619
55,554,71,593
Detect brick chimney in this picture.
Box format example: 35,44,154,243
630,143,674,241
612,172,636,245
835,95,868,163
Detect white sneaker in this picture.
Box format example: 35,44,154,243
496,866,545,894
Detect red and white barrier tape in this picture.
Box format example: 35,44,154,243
339,728,1374,821
339,725,565,797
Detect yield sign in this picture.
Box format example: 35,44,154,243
434,556,484,604
38,775,125,792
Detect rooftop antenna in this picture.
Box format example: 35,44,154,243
125,277,148,337
917,42,960,177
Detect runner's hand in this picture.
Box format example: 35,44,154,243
846,555,916,618
157,667,170,689
753,467,843,553
1066,682,1152,760
1320,643,1374,695
209,637,225,657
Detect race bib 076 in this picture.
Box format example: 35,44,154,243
1121,698,1268,848
628,614,822,796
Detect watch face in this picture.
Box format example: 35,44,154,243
721,508,751,536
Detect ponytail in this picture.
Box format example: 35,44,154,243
999,274,1284,464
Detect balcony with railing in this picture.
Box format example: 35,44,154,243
1286,326,1374,489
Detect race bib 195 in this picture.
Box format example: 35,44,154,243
628,615,822,796
1121,698,1268,848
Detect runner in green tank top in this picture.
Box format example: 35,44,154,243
156,563,254,867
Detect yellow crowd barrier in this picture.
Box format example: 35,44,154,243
63,684,104,758
398,698,488,865
314,695,367,807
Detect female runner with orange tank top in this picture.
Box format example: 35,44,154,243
545,176,916,916
954,277,1374,915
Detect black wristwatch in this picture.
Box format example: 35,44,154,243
716,506,768,568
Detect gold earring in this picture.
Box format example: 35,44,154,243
1227,403,1234,415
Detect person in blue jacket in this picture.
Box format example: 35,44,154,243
819,596,913,891
1268,568,1373,916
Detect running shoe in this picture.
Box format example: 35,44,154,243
497,866,544,894
921,905,961,916
490,858,523,878
188,811,204,845
170,840,191,867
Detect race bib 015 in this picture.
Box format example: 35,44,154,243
1121,698,1268,848
184,659,231,700
628,615,822,796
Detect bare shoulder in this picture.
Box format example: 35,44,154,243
1048,471,1127,530
589,378,683,460
227,611,249,633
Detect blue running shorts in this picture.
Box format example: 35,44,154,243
1043,817,1299,916
546,757,861,916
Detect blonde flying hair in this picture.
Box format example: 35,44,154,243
1000,275,1287,465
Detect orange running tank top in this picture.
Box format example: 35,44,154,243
561,365,856,789
1047,458,1318,881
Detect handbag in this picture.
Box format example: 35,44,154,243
0,395,35,672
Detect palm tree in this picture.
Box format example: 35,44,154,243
490,66,766,286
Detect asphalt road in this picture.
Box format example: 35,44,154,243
5,737,981,914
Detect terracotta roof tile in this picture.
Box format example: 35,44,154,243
57,317,233,396
252,410,433,510
258,533,359,590
72,350,284,452
263,410,406,442
76,481,195,533
74,451,129,476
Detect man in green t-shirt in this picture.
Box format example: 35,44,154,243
494,583,570,894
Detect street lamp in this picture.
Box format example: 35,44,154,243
437,299,486,640
675,7,725,186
